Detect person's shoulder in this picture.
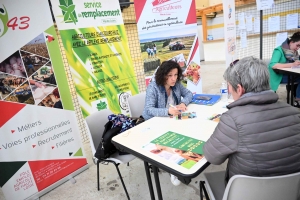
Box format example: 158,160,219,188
273,46,283,53
148,81,159,90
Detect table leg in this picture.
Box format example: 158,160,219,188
152,165,163,200
291,75,294,106
287,75,291,104
144,162,155,200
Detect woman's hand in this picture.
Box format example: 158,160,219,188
291,60,300,67
168,107,181,116
176,103,187,111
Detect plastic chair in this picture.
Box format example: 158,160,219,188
200,170,300,200
85,109,135,200
128,92,146,117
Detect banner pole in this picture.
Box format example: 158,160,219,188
260,10,263,60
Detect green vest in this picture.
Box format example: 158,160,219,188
268,46,287,91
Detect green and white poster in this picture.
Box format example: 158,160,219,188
143,131,205,169
0,1,87,200
50,0,139,118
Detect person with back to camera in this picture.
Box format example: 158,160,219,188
203,57,300,185
142,60,193,186
269,31,300,107
142,60,193,120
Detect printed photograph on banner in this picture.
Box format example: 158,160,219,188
30,82,56,105
0,73,27,99
169,53,187,69
0,51,27,78
183,61,201,85
20,32,51,77
145,66,159,87
140,26,196,78
38,88,63,109
3,80,35,104
228,37,236,55
29,62,56,86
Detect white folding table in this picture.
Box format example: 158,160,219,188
112,102,228,200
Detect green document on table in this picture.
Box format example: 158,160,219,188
143,131,205,169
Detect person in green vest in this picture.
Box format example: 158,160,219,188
269,31,300,106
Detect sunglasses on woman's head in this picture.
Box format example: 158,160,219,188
229,59,241,78
227,59,242,99
229,59,240,67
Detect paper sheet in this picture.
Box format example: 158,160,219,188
254,17,260,33
268,16,280,32
246,15,253,31
276,32,287,47
238,12,246,30
256,0,274,10
240,30,248,48
286,13,299,30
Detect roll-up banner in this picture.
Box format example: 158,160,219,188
222,0,238,67
50,0,139,118
134,0,202,94
0,1,88,200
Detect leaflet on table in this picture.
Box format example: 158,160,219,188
208,114,222,122
171,112,197,120
143,131,205,169
191,94,221,105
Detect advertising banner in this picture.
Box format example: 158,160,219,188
223,0,238,67
50,0,139,118
0,1,87,199
134,0,202,94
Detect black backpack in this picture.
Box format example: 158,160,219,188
94,121,121,159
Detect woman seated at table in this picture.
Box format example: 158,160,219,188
269,31,300,106
204,56,300,184
142,60,193,120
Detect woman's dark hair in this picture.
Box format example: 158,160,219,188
52,88,60,98
155,60,183,86
290,31,300,42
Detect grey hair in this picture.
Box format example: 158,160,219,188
223,56,270,93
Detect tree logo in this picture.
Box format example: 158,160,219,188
0,4,9,37
97,100,107,111
58,0,77,24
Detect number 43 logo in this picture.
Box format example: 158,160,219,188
0,4,30,38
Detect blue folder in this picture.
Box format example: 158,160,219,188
191,94,221,106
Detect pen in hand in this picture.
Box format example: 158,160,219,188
169,104,182,112
169,104,177,109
